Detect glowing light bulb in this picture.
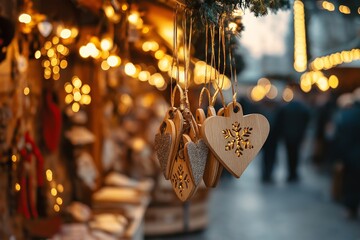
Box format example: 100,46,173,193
60,28,72,39
19,13,31,24
107,55,121,67
124,62,136,76
100,38,113,51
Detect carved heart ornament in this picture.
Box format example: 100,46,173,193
202,102,269,178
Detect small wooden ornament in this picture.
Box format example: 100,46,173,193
154,119,176,179
183,109,208,185
202,102,269,178
184,135,208,185
37,21,53,37
202,106,224,187
170,135,197,202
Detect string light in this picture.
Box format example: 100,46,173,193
282,87,294,102
293,0,307,72
310,48,360,71
64,76,91,112
300,71,340,92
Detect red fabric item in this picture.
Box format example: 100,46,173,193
25,132,44,186
43,92,62,152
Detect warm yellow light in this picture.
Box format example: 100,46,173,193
65,94,73,104
60,60,68,69
52,36,60,45
51,188,57,196
258,78,271,93
64,83,73,93
138,71,150,81
266,85,278,99
34,50,41,59
53,73,60,81
23,87,30,96
142,26,150,34
168,66,185,85
149,73,163,86
81,84,91,94
101,61,110,71
358,7,360,14
57,184,64,193
142,42,151,52
100,38,113,51
72,77,82,88
300,80,312,93
339,5,351,14
124,62,136,76
46,169,53,181
19,13,32,24
228,22,237,32
149,41,159,51
104,5,115,18
81,95,91,105
53,204,60,212
79,46,90,58
107,55,121,67
329,75,339,89
72,102,80,112
251,85,267,102
15,183,21,191
128,12,140,25
47,48,55,58
45,41,52,50
60,28,72,39
155,50,165,60
73,92,82,102
53,66,60,74
11,155,17,163
57,44,65,53
282,87,294,102
316,76,329,91
56,197,63,205
122,4,128,11
158,55,172,72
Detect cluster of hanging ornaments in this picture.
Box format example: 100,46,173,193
155,5,270,202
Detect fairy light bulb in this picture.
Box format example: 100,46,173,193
19,13,32,24
60,28,72,39
124,63,136,76
100,38,113,51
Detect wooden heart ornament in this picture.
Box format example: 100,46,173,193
201,106,224,187
170,135,197,202
184,135,208,185
38,21,53,37
202,102,269,178
154,108,183,180
155,119,175,179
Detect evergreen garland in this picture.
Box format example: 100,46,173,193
183,0,290,28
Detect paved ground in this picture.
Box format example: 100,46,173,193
147,142,360,240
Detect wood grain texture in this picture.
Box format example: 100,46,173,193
170,135,197,202
202,106,224,187
202,102,269,178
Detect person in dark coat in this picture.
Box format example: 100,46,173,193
333,92,360,219
278,89,310,182
260,99,280,183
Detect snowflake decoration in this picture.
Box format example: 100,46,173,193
222,122,254,157
171,164,190,196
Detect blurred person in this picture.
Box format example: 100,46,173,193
260,99,281,183
278,87,311,182
333,91,360,219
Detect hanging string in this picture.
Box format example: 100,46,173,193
170,5,179,108
204,22,209,89
228,34,237,105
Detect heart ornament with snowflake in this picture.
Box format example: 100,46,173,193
201,102,269,178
